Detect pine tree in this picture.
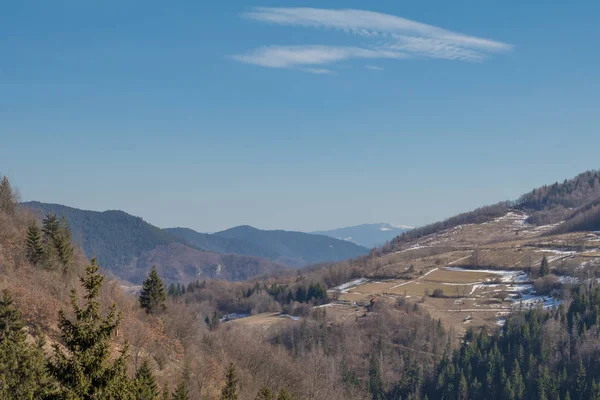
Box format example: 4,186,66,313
139,266,167,314
0,290,55,398
135,359,159,400
575,358,587,400
277,388,295,400
540,256,550,277
220,362,239,400
510,359,525,400
26,221,45,265
367,355,386,400
41,213,73,269
172,380,189,400
42,213,60,242
457,374,468,400
55,216,74,269
0,175,17,215
591,380,600,400
255,386,275,400
48,258,135,399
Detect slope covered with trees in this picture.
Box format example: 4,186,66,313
23,202,368,282
22,201,288,283
23,201,177,273
428,282,600,400
213,225,369,266
164,227,279,259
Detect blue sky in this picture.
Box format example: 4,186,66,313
2,1,599,232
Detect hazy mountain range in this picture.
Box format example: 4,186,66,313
313,223,412,248
22,201,369,283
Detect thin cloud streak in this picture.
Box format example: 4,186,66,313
244,7,512,52
234,7,513,73
231,45,409,68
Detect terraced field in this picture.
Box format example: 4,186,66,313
327,212,600,335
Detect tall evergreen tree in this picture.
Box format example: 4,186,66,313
540,256,550,277
0,175,17,215
510,359,525,400
591,380,600,400
171,380,189,400
139,266,167,314
457,374,468,400
575,359,587,400
0,290,55,398
48,258,135,399
135,359,159,400
221,362,239,400
42,213,60,243
41,213,73,269
55,216,74,269
367,355,386,400
26,221,45,265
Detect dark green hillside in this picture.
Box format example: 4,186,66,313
21,202,288,282
213,225,369,265
165,227,278,259
23,201,179,274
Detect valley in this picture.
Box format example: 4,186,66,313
4,169,600,399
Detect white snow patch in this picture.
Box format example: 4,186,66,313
395,245,429,254
444,267,529,283
329,278,369,294
221,313,250,322
280,314,301,321
389,268,439,290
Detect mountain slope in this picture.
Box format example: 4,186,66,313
313,223,412,248
164,227,279,259
212,225,369,266
391,168,600,248
22,202,287,283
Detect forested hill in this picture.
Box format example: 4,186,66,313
213,225,369,265
167,225,370,267
22,201,288,283
164,227,279,260
23,201,176,269
22,201,368,282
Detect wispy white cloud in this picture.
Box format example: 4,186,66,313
365,65,384,71
233,7,512,73
231,45,408,68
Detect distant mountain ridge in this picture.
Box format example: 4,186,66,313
164,227,279,259
313,223,412,248
22,202,370,283
22,201,288,283
166,225,369,267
